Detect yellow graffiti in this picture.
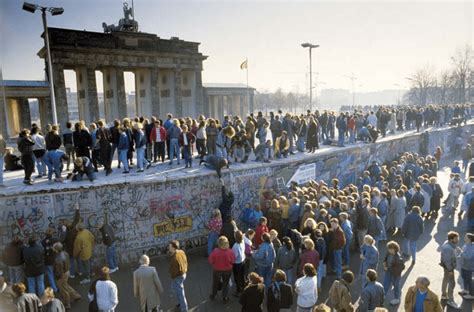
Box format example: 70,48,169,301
153,216,193,237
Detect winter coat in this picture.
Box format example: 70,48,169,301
295,275,318,308
459,243,474,271
239,283,264,312
22,243,45,277
387,196,406,229
329,279,354,312
360,244,379,276
133,265,164,312
404,286,442,312
383,252,405,277
100,224,116,247
275,247,297,270
253,242,276,268
73,229,95,261
149,126,167,143
401,212,424,241
359,281,384,311
266,282,293,312
440,240,457,272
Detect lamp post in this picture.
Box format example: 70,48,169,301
23,2,64,126
301,43,319,112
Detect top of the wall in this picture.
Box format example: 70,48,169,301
0,123,470,198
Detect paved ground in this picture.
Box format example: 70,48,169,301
61,156,473,312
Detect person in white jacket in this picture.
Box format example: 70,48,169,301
295,263,318,312
88,267,118,312
447,174,464,213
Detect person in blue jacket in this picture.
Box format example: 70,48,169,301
401,206,424,265
43,149,68,183
360,235,379,288
253,232,276,288
117,127,130,173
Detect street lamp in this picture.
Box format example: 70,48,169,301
23,2,64,126
301,43,319,111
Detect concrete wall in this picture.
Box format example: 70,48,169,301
0,124,471,265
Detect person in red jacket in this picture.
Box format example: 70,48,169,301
348,115,356,144
149,120,167,163
208,236,236,302
299,238,320,277
255,217,269,248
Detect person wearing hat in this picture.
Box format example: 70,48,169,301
73,223,95,284
68,157,95,182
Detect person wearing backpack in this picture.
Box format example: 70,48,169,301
328,270,355,312
266,269,293,312
382,241,405,306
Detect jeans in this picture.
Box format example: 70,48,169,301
111,143,121,167
106,242,118,270
349,129,355,144
256,265,273,288
343,239,351,266
69,256,77,276
79,259,91,279
338,129,345,146
403,239,417,262
136,146,148,170
45,265,58,292
171,274,188,312
0,156,4,185
207,231,219,256
183,145,192,167
383,273,401,299
8,265,24,284
169,138,180,163
34,154,47,175
27,274,45,296
283,268,295,285
297,136,305,152
216,146,228,160
317,263,326,289
333,250,343,278
119,150,129,172
461,269,473,295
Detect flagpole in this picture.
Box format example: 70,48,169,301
246,58,250,114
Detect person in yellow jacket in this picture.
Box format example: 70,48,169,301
274,131,290,158
73,223,95,285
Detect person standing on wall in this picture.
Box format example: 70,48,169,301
17,129,35,185
133,254,164,312
96,120,113,176
168,240,189,312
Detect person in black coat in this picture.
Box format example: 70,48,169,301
267,269,293,312
72,122,92,158
96,120,113,176
45,125,62,151
429,177,443,217
306,117,319,153
219,179,234,221
200,155,229,178
17,129,35,185
240,272,265,312
22,235,45,296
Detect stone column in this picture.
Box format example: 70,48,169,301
240,95,245,117
86,67,100,122
0,92,8,138
39,97,53,131
52,65,69,129
218,96,224,121
174,68,183,117
195,69,204,116
135,68,153,118
19,98,32,130
150,68,161,117
116,68,128,119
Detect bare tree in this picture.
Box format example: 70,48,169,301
438,70,453,104
451,45,473,104
407,65,435,106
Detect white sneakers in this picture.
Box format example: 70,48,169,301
109,267,119,274
79,278,91,285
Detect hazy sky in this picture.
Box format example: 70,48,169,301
0,0,472,94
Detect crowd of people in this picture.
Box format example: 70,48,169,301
0,103,471,187
1,140,474,311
